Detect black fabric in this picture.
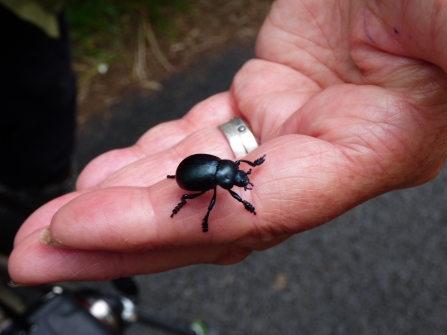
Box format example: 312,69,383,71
0,6,76,254
0,5,76,189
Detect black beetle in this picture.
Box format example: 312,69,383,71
167,153,266,232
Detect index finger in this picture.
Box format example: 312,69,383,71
26,135,348,252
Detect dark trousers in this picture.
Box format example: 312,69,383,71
0,5,76,190
0,6,76,254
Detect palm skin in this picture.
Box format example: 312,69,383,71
9,0,447,284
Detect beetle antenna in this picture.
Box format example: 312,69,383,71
244,181,254,191
246,169,252,175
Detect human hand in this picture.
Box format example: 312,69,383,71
9,0,447,285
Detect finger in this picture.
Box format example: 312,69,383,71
14,121,248,250
77,92,239,190
351,1,447,70
231,59,321,141
16,128,236,247
97,127,232,188
279,83,447,187
44,184,253,250
41,135,379,253
9,230,251,285
13,191,85,246
255,0,352,86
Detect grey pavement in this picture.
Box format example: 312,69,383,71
77,43,447,335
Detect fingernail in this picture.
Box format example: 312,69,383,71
39,227,64,247
8,280,26,288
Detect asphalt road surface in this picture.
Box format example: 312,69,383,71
77,43,447,335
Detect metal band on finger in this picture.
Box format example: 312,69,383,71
219,117,258,158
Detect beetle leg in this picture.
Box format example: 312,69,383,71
202,187,217,232
170,191,206,217
228,189,256,215
167,175,176,179
235,154,266,167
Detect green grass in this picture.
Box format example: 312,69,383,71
65,0,189,60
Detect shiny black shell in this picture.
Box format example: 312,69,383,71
175,154,239,191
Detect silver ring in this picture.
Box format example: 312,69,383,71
219,117,258,158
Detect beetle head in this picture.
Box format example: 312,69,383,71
234,169,254,191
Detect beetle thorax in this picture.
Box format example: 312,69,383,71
215,160,241,190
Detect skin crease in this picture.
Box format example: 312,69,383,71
8,0,447,284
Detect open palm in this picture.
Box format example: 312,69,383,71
9,0,447,284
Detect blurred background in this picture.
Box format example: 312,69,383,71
65,0,272,125
3,0,447,334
